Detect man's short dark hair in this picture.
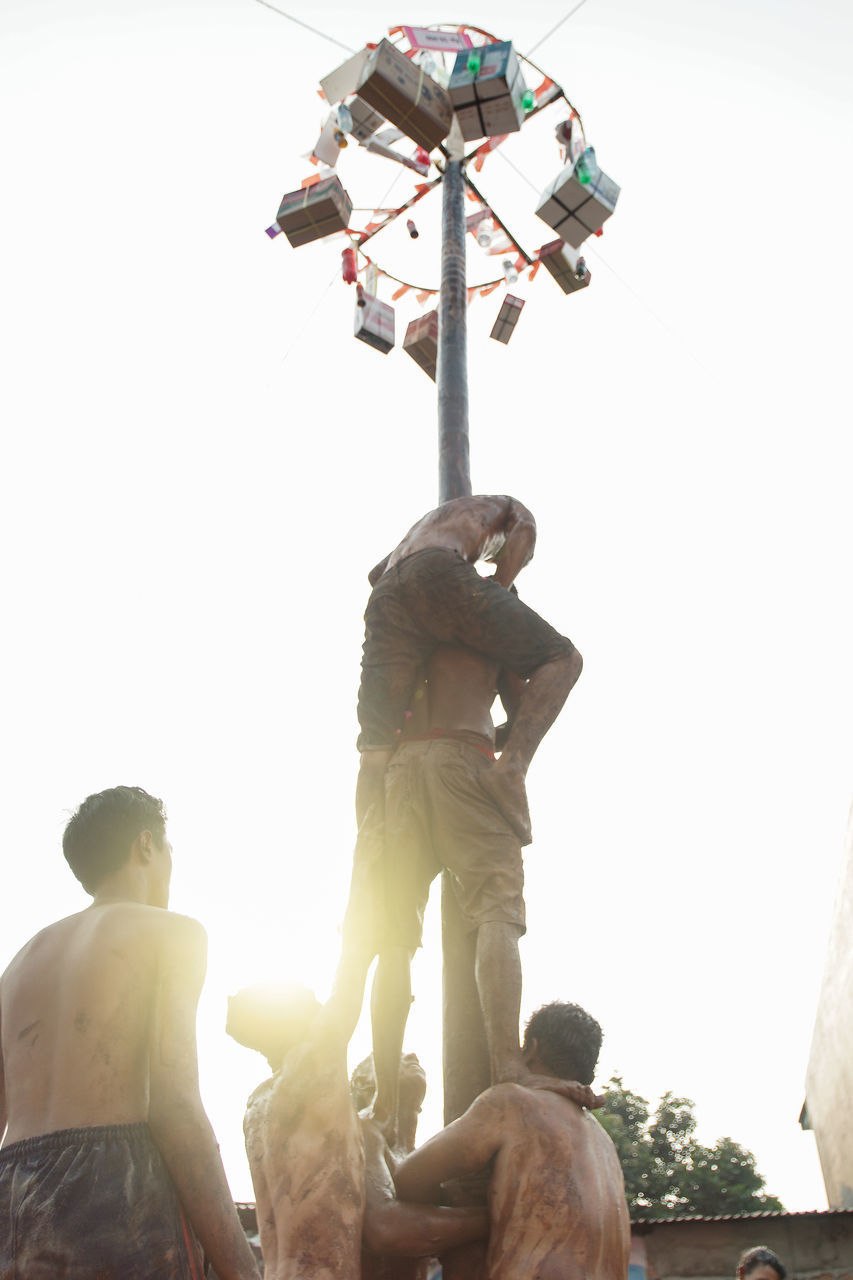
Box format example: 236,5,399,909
350,1054,376,1112
738,1247,786,1280
63,786,167,894
523,1002,602,1085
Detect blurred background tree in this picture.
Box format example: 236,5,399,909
598,1076,784,1219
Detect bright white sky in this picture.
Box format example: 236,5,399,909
2,0,852,1212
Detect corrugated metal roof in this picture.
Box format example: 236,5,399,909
631,1207,850,1226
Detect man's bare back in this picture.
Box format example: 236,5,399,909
394,1003,628,1280
243,1044,365,1280
0,786,259,1280
1,903,198,1144
484,1086,628,1279
381,496,536,586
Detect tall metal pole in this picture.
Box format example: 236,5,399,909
436,153,491,1146
436,157,471,504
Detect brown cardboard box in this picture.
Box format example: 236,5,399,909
356,39,452,153
403,310,439,379
537,239,591,295
489,293,525,344
448,41,527,141
535,147,620,248
275,177,352,248
354,292,395,353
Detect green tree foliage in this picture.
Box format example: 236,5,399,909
597,1076,784,1220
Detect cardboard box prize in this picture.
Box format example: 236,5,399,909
403,310,439,380
490,294,525,344
537,239,591,295
535,147,620,248
355,292,395,354
448,41,527,141
356,39,452,153
276,177,352,248
343,94,385,143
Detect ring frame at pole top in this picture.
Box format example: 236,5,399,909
330,19,590,303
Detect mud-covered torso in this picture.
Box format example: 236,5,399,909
0,905,173,1144
486,1089,629,1280
244,1044,365,1280
385,496,516,573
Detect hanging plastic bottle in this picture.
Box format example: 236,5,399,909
467,49,482,76
336,103,353,134
502,259,518,285
356,283,367,308
477,223,492,249
575,146,596,185
342,247,357,284
420,51,437,78
522,89,535,113
414,147,430,168
406,219,419,240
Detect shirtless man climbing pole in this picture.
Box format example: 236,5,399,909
356,494,580,845
0,785,260,1280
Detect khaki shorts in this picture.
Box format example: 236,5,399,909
343,738,525,953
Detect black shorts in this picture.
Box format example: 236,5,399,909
0,1123,206,1279
356,548,574,751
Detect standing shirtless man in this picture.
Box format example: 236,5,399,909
356,495,580,845
395,1002,629,1280
348,630,583,1136
0,785,260,1280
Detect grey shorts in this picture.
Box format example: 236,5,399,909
357,548,573,750
0,1123,206,1279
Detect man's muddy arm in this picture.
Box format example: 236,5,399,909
394,1093,503,1204
148,915,260,1280
366,1197,488,1257
363,1122,488,1256
492,500,536,589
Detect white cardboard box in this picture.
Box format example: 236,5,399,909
354,292,395,354
448,41,527,141
320,48,371,105
535,148,620,248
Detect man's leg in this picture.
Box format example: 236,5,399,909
475,920,525,1084
370,945,415,1143
481,647,583,844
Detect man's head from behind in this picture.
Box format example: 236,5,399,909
63,785,170,905
226,983,322,1072
736,1247,786,1280
522,1002,602,1086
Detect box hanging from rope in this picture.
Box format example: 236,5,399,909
537,239,591,294
403,310,439,380
535,147,620,248
355,291,395,354
490,294,525,344
355,39,452,153
448,41,527,141
276,176,352,247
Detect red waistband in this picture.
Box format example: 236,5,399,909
397,728,496,760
